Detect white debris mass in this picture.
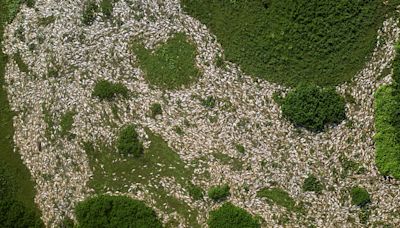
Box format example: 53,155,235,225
2,0,400,227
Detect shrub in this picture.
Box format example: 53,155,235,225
100,0,113,18
133,33,200,89
208,202,260,228
281,84,346,132
116,125,144,157
150,103,162,118
188,183,204,201
75,195,162,228
257,187,296,211
92,80,128,100
182,0,386,86
350,187,371,208
302,175,323,193
208,184,230,201
24,0,35,8
82,1,98,25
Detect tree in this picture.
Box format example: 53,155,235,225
281,84,346,132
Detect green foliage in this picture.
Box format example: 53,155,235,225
75,195,162,228
182,0,386,86
257,187,296,211
187,183,204,201
116,125,144,157
82,0,98,25
374,85,400,178
208,184,230,201
133,33,200,90
92,80,128,100
100,0,113,18
350,187,371,208
302,175,323,193
0,200,43,228
150,103,162,118
281,84,346,132
38,15,56,26
201,96,216,109
208,202,260,228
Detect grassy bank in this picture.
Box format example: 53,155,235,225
0,0,41,217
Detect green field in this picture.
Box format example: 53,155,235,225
182,0,388,86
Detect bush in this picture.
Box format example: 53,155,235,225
302,175,323,193
350,187,371,208
116,125,144,157
92,80,128,100
281,84,346,132
208,202,260,228
82,1,98,25
208,184,230,201
182,0,386,86
75,195,162,228
150,103,162,118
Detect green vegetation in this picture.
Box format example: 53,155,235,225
257,187,297,211
100,0,113,18
281,84,346,132
82,0,98,25
208,184,230,201
208,202,260,228
0,0,42,222
374,45,400,179
235,144,245,154
182,0,386,86
302,175,323,194
187,183,204,201
133,33,200,90
13,52,29,74
75,195,162,228
116,125,144,157
60,111,75,138
201,96,216,109
150,103,162,118
350,187,370,208
92,80,128,100
85,130,200,226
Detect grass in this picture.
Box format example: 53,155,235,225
212,152,243,171
133,33,200,90
182,0,388,86
60,111,75,138
257,187,299,212
85,129,200,227
0,0,41,217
